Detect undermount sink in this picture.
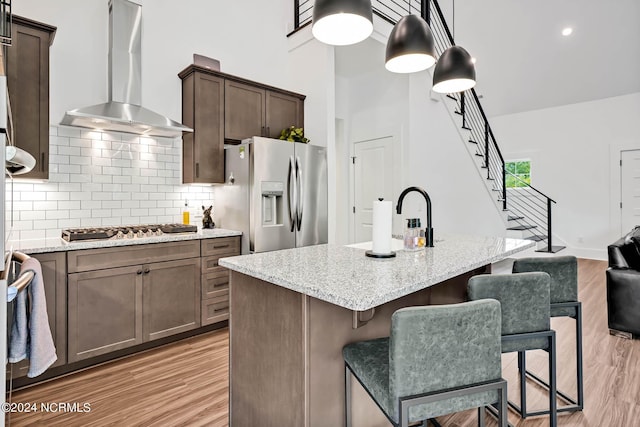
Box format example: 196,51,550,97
346,238,405,251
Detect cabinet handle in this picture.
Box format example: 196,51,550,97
144,268,150,274
267,126,270,136
136,269,143,275
41,152,45,171
196,162,199,178
261,126,265,136
213,244,230,249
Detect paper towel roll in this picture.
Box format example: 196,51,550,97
372,199,392,254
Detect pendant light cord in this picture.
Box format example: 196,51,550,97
452,0,455,40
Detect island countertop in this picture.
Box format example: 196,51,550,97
219,233,534,311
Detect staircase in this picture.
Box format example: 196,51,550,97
291,0,565,253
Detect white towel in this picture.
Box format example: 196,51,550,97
8,258,57,378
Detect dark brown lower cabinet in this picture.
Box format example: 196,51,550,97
7,252,67,379
143,258,201,341
68,265,143,363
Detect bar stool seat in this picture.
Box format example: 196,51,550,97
343,300,508,427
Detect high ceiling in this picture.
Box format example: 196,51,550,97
336,0,640,117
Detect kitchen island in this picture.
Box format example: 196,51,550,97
219,233,534,427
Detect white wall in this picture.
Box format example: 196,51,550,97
406,73,506,238
491,92,640,259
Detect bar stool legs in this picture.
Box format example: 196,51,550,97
521,302,584,413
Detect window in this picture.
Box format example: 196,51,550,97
505,160,531,188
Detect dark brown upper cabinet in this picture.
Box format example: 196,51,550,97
6,15,56,180
180,69,225,184
179,65,305,184
224,80,265,142
225,80,304,142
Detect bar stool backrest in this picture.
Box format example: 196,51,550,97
388,299,502,419
468,272,551,353
513,256,578,318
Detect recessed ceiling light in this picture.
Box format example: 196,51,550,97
562,27,573,36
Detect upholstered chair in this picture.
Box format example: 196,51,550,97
342,299,507,427
513,256,583,413
468,272,557,427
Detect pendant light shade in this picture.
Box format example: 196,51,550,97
312,0,373,46
432,45,476,93
385,15,436,73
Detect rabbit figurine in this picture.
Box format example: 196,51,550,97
202,205,215,229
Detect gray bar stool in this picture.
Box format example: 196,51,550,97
468,272,557,427
343,300,507,427
512,256,583,413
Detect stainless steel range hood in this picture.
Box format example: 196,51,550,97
60,0,192,138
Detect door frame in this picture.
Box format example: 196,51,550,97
348,125,405,243
610,143,640,237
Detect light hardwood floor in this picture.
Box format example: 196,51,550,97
7,259,637,426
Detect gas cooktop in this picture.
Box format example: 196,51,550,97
61,224,198,242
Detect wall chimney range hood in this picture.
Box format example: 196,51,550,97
60,0,192,138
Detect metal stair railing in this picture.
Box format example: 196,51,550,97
291,0,560,253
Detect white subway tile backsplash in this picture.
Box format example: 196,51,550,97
92,192,113,201
6,126,215,239
58,126,82,138
69,138,92,148
46,210,69,220
70,174,92,183
81,200,102,210
47,192,70,201
69,156,91,165
58,201,81,210
58,146,82,156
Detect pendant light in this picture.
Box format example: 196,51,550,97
385,5,436,74
432,0,476,93
312,0,373,46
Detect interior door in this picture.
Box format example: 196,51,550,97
251,138,296,252
294,143,328,247
353,137,394,243
621,149,640,233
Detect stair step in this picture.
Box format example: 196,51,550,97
487,177,494,181
462,125,472,131
481,165,488,169
475,153,483,157
524,235,546,242
454,110,462,115
468,139,479,144
507,215,524,221
535,245,566,253
507,224,537,231
446,94,457,100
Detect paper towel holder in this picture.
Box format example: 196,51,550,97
365,249,396,259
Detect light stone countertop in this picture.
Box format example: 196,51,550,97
7,228,242,254
219,233,535,311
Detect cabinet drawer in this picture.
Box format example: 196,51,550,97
202,295,230,326
201,237,240,257
202,254,237,273
202,270,230,299
68,240,200,273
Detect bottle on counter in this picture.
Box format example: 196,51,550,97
183,200,190,225
404,218,422,251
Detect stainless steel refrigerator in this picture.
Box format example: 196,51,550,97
215,137,328,254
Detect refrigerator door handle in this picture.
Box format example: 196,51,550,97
295,156,303,232
288,155,296,232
